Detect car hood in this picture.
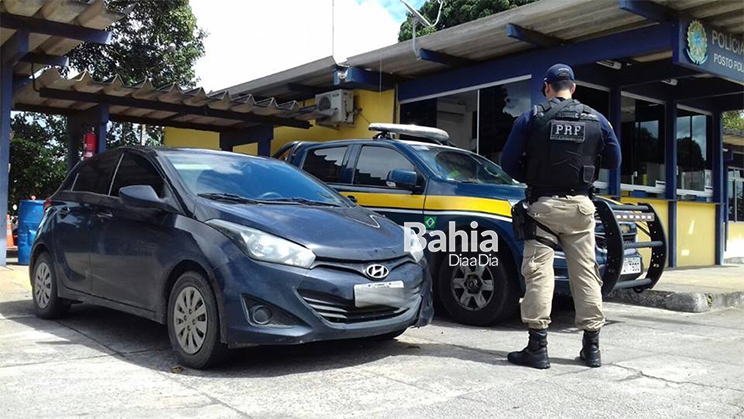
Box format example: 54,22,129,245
196,201,409,261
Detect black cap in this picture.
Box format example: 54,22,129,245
543,63,575,83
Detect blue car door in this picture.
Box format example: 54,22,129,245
89,151,175,311
51,154,118,294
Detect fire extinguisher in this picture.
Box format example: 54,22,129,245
83,132,97,160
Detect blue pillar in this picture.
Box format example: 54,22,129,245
530,72,544,106
665,100,678,267
608,86,622,197
257,138,271,157
219,124,273,155
94,105,109,153
712,111,724,265
0,62,12,266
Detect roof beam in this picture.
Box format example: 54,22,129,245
0,12,113,45
690,94,744,112
334,67,399,91
13,103,248,132
1,28,29,67
616,61,700,87
618,0,676,22
506,24,563,48
418,49,477,67
400,21,675,102
673,79,744,101
109,114,244,133
286,83,330,96
37,87,310,129
18,53,69,67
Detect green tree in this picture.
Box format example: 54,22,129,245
9,114,68,210
723,110,744,131
11,0,206,205
398,0,535,42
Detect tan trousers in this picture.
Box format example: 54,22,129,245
520,195,605,331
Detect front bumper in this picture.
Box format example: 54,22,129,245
212,256,433,348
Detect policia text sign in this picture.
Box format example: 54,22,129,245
674,17,744,83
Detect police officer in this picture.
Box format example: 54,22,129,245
501,64,621,369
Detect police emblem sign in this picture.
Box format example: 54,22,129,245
685,20,707,65
674,17,744,83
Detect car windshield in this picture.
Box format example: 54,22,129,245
161,151,347,206
411,144,518,185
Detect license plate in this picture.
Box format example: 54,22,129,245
354,281,405,308
621,257,642,275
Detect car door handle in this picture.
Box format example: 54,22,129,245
95,210,113,220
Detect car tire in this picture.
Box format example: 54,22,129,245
32,252,70,319
438,247,519,326
167,271,229,369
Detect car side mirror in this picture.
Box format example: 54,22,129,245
119,185,178,212
387,169,418,190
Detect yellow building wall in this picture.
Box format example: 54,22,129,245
163,89,396,156
619,197,669,266
163,127,219,149
727,223,744,258
271,89,395,155
676,201,716,267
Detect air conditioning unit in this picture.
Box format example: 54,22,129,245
315,89,354,126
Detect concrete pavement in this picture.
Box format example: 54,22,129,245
1,265,744,418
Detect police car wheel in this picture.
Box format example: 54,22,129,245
437,249,518,326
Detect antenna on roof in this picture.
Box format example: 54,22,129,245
400,0,445,59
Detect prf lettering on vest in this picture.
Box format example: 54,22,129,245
549,121,586,143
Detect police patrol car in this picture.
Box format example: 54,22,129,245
278,124,666,326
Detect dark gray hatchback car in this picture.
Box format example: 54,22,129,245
31,147,433,368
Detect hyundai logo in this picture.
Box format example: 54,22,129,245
365,264,389,280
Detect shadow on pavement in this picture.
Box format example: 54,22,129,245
0,293,588,377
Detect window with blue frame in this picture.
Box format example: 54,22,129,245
677,109,713,197
620,96,666,195
399,79,530,166
729,169,744,222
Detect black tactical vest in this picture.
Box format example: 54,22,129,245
524,98,604,195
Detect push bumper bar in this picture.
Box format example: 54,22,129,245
594,200,667,295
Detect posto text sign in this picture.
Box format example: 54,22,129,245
674,18,744,84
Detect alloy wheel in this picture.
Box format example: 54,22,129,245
173,286,208,354
450,263,495,311
34,262,52,309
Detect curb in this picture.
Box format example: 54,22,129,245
607,289,744,313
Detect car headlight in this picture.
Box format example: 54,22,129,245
207,219,316,268
402,226,425,263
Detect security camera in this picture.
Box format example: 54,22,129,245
401,0,432,27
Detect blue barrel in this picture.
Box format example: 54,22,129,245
17,200,45,265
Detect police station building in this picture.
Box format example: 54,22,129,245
165,0,744,267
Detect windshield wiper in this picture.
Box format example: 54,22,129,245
198,192,259,204
263,197,342,207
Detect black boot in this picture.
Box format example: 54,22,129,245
579,330,601,368
507,329,550,369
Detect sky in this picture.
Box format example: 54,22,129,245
189,0,425,93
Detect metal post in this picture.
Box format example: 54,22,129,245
66,116,82,172
257,138,272,157
712,111,724,265
665,100,678,267
0,62,13,265
94,105,109,153
530,72,544,107
608,86,622,197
